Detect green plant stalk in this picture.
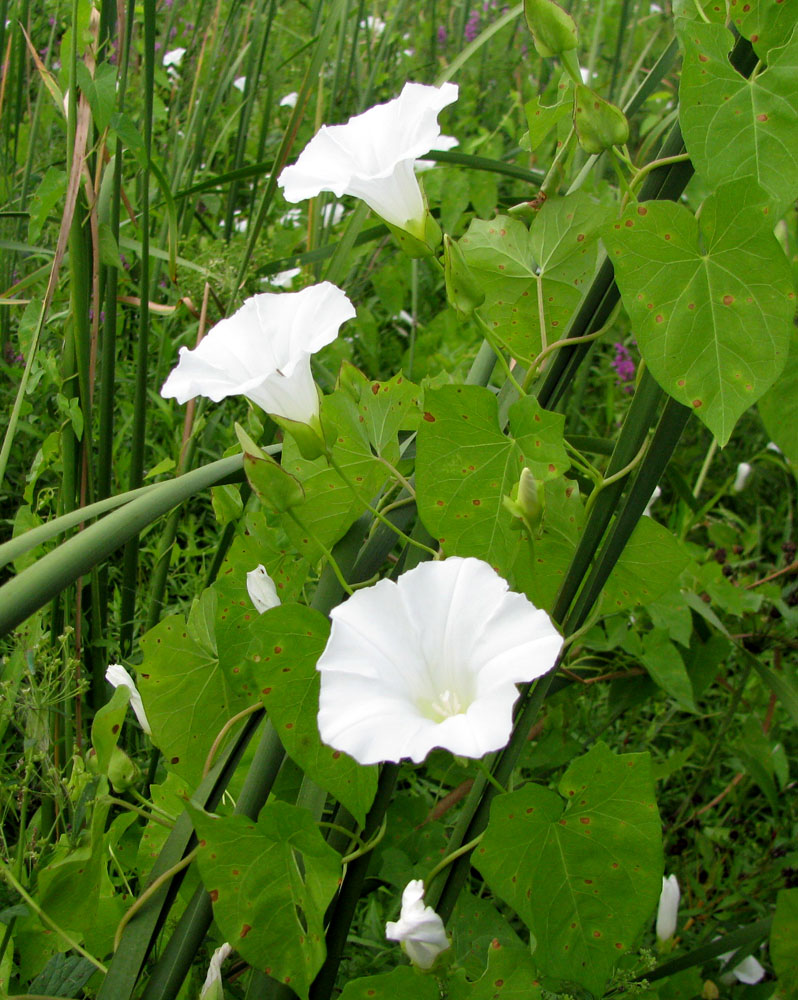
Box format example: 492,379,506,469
96,708,266,1000
119,0,156,655
139,720,285,1000
0,455,245,639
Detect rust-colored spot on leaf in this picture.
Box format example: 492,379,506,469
722,294,734,305
423,412,435,422
210,889,219,901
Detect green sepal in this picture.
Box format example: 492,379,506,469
269,409,328,461
444,234,485,319
573,84,629,155
242,448,305,514
524,0,578,57
384,211,443,259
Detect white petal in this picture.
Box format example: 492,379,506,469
160,282,355,425
246,565,281,614
731,956,766,985
105,663,151,735
733,462,753,492
317,557,562,764
279,91,298,108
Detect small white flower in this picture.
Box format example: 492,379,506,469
719,949,766,985
316,557,563,764
766,441,782,454
262,267,301,289
200,942,233,1000
106,664,151,735
247,565,281,614
643,485,662,518
233,76,246,93
385,880,449,970
279,207,302,227
360,15,386,35
733,462,753,493
163,47,186,68
321,202,345,227
160,282,355,428
279,91,298,108
656,874,680,941
278,82,459,239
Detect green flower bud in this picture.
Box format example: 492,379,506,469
108,745,141,793
502,467,545,534
443,234,485,319
573,84,629,155
524,0,578,58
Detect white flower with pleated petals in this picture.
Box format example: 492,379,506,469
719,949,767,985
278,82,458,239
160,282,355,427
386,880,449,970
656,874,680,941
247,565,281,614
106,664,151,735
316,557,563,764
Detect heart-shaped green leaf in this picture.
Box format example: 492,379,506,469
192,803,342,1000
474,742,662,997
678,19,798,215
604,183,794,444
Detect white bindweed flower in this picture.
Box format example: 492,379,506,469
316,557,563,764
280,91,298,108
733,462,753,492
321,202,345,227
106,664,151,735
247,565,281,614
233,76,246,92
360,15,386,35
656,874,680,941
385,880,450,970
160,282,355,428
278,82,459,239
200,942,233,1000
719,950,766,986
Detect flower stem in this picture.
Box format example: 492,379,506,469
425,832,485,889
328,455,438,558
286,509,355,595
341,815,388,864
202,702,263,778
0,859,108,973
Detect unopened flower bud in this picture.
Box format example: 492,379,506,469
733,462,752,493
573,84,629,155
524,0,578,58
656,874,680,942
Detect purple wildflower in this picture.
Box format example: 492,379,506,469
3,343,24,367
437,25,447,44
155,41,162,51
612,342,636,392
465,9,480,41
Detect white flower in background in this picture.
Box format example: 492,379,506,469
316,556,563,764
163,47,186,71
360,15,386,35
385,880,450,970
719,950,766,986
106,664,151,735
321,201,346,227
656,874,680,941
766,441,782,454
279,91,298,108
262,267,301,289
279,207,302,227
200,942,233,1000
247,565,281,614
733,462,753,493
233,76,246,92
278,82,459,239
643,485,662,518
161,282,355,427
